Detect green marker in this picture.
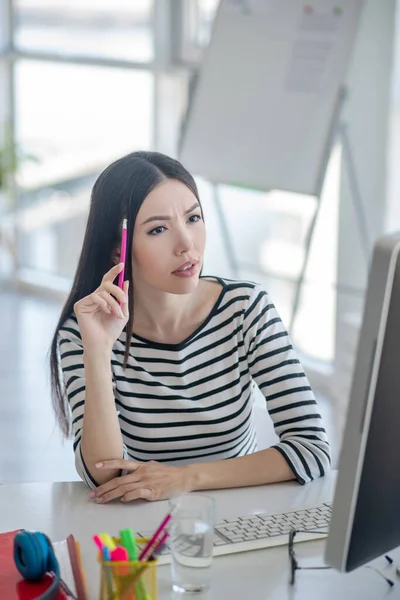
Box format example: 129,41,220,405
120,528,138,560
120,528,148,600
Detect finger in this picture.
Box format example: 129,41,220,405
96,459,140,471
97,291,124,319
100,281,127,305
101,262,124,284
121,488,153,502
92,477,121,498
93,472,142,499
96,483,133,504
90,293,112,315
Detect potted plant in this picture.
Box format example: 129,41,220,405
0,122,39,205
0,122,38,273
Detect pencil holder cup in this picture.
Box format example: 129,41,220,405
99,538,158,600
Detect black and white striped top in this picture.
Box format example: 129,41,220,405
58,277,331,488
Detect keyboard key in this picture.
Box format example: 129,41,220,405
279,526,291,534
259,516,276,524
315,521,329,528
214,538,227,546
215,527,230,535
303,521,318,529
268,529,282,537
273,517,287,524
230,536,245,543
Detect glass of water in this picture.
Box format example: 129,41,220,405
169,494,215,594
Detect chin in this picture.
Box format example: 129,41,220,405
163,276,200,295
171,279,200,295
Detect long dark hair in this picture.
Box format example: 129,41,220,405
50,151,200,437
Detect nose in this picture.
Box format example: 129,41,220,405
174,223,194,255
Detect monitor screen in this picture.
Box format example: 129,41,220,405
325,232,400,572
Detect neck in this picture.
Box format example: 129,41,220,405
132,282,199,339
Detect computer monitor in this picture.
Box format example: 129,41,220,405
325,231,400,572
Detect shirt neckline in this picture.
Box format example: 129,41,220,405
129,276,227,351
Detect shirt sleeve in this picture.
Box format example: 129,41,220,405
243,285,331,484
57,316,129,489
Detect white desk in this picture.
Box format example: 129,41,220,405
1,471,399,599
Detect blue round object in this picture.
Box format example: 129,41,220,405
13,530,60,600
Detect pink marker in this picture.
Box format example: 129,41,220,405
139,513,172,561
110,546,129,561
111,545,130,576
117,219,128,304
93,535,104,551
149,531,169,560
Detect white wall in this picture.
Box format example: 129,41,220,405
386,0,400,232
334,0,396,407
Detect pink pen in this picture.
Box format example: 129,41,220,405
149,531,169,560
139,513,172,561
117,218,128,304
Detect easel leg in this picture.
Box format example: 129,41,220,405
289,122,371,335
340,123,371,262
288,89,347,335
288,196,322,333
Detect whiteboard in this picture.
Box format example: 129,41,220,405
179,0,363,196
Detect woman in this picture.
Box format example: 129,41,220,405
50,151,330,504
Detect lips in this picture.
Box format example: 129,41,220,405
173,260,198,273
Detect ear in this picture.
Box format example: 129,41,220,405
111,247,121,265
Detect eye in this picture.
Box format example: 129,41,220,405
187,214,202,224
148,225,166,235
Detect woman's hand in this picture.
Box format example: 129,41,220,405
74,263,129,351
89,459,193,503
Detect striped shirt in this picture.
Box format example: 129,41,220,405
58,277,331,489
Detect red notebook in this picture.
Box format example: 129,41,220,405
0,530,87,600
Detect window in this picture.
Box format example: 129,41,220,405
14,0,154,62
15,61,153,188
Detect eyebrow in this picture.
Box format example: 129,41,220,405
140,202,200,226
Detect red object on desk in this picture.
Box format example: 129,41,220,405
0,530,69,600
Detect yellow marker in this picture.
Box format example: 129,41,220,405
98,533,117,551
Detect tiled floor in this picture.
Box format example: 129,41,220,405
0,286,344,484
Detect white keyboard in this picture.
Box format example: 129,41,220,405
138,502,331,565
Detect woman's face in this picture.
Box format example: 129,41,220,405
131,179,206,295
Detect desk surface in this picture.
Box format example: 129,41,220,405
1,471,399,599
